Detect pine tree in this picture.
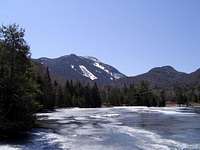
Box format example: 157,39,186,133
91,83,101,107
175,87,188,106
53,81,58,107
35,74,45,110
137,81,149,106
159,90,166,107
57,86,64,107
43,67,55,109
63,80,72,107
108,88,122,106
126,84,137,105
83,83,92,107
0,24,38,135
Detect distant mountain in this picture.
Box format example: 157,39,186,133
114,66,197,89
33,54,126,85
186,68,200,86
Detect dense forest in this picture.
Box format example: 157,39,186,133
103,83,200,107
35,69,101,109
0,24,200,137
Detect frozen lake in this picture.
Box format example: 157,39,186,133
1,107,200,150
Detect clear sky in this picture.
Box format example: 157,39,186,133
0,0,200,76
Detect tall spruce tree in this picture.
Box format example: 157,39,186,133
0,24,37,135
43,67,55,109
91,83,101,107
63,80,72,107
159,90,166,107
57,86,64,107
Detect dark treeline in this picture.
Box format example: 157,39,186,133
102,81,200,107
102,81,166,107
102,83,200,107
35,68,101,109
174,85,200,106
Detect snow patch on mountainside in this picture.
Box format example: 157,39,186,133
93,62,123,80
93,62,111,76
113,73,124,79
94,62,106,71
79,65,98,80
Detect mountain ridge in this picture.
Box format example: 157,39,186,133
33,54,200,88
115,65,200,88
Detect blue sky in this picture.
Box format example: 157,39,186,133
0,0,200,76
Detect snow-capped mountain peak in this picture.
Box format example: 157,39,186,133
34,54,126,84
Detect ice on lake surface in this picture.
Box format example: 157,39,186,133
1,107,200,150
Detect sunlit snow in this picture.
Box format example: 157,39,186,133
71,65,74,69
93,62,123,80
79,65,98,80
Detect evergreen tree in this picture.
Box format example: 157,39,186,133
126,84,137,105
43,67,55,109
57,86,64,107
137,81,152,106
108,88,122,106
53,81,59,107
159,90,166,107
63,80,72,107
83,83,92,108
35,74,45,110
174,87,188,106
0,24,37,135
91,83,101,107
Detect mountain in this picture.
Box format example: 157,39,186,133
186,68,200,86
33,54,199,89
33,54,126,85
114,66,189,88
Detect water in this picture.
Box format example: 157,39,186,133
1,107,200,150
